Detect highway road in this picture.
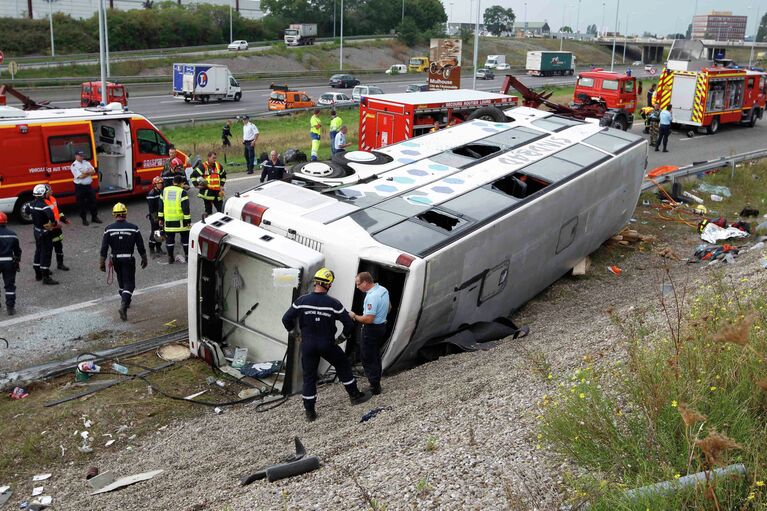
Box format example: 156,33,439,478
7,68,656,124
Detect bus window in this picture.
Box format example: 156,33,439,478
441,187,518,221
373,220,448,256
583,131,638,154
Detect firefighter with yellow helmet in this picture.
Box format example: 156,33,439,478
99,202,147,321
282,267,372,422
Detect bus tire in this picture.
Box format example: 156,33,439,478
467,106,508,123
706,116,719,134
14,194,34,224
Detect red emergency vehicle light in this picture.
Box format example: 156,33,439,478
241,202,268,226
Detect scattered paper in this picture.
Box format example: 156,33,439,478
214,407,223,415
0,486,9,493
39,496,52,505
105,440,115,447
32,487,43,496
32,474,51,482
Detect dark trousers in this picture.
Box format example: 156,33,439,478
112,257,136,306
300,337,358,411
148,218,162,251
329,131,338,156
656,125,671,151
0,262,16,307
244,141,255,172
75,183,98,220
33,229,53,275
361,323,386,386
165,230,189,258
203,198,224,215
51,228,64,264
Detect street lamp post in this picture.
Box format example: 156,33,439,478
339,0,344,70
472,0,480,89
622,10,632,63
610,0,620,71
749,8,761,67
401,0,404,24
333,0,336,39
524,2,527,34
229,0,233,43
600,2,606,37
576,0,581,39
560,5,568,51
47,0,56,57
98,0,107,106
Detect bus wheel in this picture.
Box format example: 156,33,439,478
706,117,719,134
14,194,34,224
467,106,509,123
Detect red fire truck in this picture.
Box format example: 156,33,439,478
80,81,128,108
654,65,767,134
358,89,519,150
0,104,181,221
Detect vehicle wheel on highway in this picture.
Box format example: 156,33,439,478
292,161,347,179
234,92,242,102
611,117,627,131
568,69,574,76
706,116,719,134
184,97,191,103
467,106,509,123
202,96,210,104
687,130,695,138
14,194,34,224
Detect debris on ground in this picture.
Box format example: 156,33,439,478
0,486,12,508
240,437,320,486
655,246,682,261
31,475,51,483
691,244,740,263
699,219,750,244
90,470,163,495
571,257,590,276
9,387,28,400
607,227,656,247
697,183,731,197
608,265,622,276
360,407,392,423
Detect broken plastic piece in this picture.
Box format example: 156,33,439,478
31,475,51,482
9,387,28,400
31,487,43,497
87,471,116,491
608,265,622,276
90,470,163,495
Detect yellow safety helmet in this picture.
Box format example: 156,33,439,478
112,202,128,216
313,267,335,285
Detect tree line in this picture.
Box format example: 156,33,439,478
0,0,447,57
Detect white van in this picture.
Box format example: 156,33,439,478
385,64,408,75
352,84,384,103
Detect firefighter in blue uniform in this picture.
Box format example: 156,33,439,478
99,203,148,321
282,268,372,422
0,212,21,315
30,184,59,285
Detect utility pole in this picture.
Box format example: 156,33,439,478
472,0,480,89
402,0,405,24
98,0,107,106
27,0,33,18
104,4,110,77
47,0,56,57
749,8,761,67
560,5,567,51
229,0,233,43
622,10,630,63
340,0,344,70
576,0,581,39
333,0,336,39
610,0,620,71
600,2,605,37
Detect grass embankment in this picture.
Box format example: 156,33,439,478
163,108,361,168
539,164,767,509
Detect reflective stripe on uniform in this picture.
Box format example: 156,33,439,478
291,304,344,314
114,254,134,258
302,394,317,400
0,257,13,261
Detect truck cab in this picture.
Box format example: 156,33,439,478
408,57,429,73
81,82,128,108
573,71,639,112
267,84,315,111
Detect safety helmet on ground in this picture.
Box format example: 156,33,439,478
313,267,335,286
0,212,7,225
112,202,128,216
152,176,163,186
152,229,167,244
33,184,48,197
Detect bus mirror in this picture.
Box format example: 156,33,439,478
396,253,415,267
198,225,228,261
241,202,268,226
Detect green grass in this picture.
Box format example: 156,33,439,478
538,163,767,510
163,108,361,169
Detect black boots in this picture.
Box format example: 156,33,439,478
34,268,42,281
91,216,103,224
370,383,382,395
7,306,15,316
349,389,373,406
305,409,317,422
42,275,59,285
56,255,70,271
118,302,128,321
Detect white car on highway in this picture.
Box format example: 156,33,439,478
496,63,510,71
228,40,249,51
318,92,355,107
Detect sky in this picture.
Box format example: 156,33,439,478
442,0,765,37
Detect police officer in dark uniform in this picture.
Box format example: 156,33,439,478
282,268,372,422
99,203,148,321
146,176,165,256
30,184,59,285
0,212,21,315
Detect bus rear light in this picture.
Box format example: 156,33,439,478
241,202,268,226
396,253,416,267
198,225,228,261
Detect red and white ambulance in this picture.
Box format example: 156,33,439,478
358,89,519,151
0,104,179,220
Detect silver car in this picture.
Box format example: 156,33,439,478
317,92,355,106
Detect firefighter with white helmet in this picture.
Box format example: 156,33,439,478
99,202,147,321
281,267,372,422
30,183,59,285
0,211,21,315
146,176,166,256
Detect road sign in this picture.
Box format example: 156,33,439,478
8,61,18,75
0,51,4,65
649,67,657,76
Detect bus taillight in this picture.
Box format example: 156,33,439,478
396,253,415,267
198,225,228,261
241,202,268,226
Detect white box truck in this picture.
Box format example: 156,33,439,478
172,64,242,103
484,55,506,69
284,24,318,46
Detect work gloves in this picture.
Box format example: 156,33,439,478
140,255,148,269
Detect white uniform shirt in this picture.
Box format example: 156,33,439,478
71,159,95,185
243,122,259,142
334,131,347,151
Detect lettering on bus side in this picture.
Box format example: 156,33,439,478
496,136,572,166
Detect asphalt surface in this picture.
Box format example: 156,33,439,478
2,73,766,371
8,68,656,124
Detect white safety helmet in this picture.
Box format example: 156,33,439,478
33,184,48,197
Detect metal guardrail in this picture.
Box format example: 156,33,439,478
152,102,359,126
640,147,767,191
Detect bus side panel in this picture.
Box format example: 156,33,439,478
0,125,47,210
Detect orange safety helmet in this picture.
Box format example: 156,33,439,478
0,211,7,224
152,176,163,186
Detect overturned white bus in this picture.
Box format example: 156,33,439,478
187,106,647,395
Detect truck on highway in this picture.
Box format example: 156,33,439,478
187,106,647,393
80,81,128,108
0,103,180,221
358,89,519,150
172,64,242,103
484,55,506,69
284,24,318,46
526,51,575,76
408,56,430,72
